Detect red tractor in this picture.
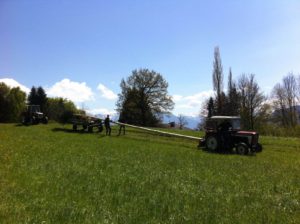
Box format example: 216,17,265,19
199,116,262,155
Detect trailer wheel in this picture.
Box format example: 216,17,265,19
206,135,219,151
236,143,249,155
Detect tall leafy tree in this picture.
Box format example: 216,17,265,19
0,83,26,122
117,68,174,126
212,46,224,115
46,97,78,123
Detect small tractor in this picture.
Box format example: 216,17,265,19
70,114,103,133
22,105,48,125
199,116,262,155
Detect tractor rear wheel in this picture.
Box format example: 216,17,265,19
236,143,249,155
206,135,219,152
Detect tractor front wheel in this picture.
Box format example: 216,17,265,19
42,116,48,124
88,126,93,132
236,143,249,155
206,135,219,152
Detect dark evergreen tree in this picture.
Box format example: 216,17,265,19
207,97,215,118
37,87,47,112
224,68,240,115
28,86,47,112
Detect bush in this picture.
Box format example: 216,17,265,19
258,123,300,137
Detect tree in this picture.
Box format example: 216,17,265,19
28,86,47,112
224,68,240,115
117,69,174,126
272,83,288,126
272,73,299,127
207,97,215,118
178,114,188,129
37,87,47,112
237,74,265,130
283,73,298,126
46,97,78,123
212,46,224,115
0,83,10,122
0,83,26,122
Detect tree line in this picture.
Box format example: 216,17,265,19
0,84,83,123
1,46,300,135
205,46,300,134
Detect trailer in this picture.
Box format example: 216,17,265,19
70,114,103,132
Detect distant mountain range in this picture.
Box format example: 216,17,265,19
94,105,300,128
161,113,202,130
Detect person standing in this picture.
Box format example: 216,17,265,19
117,115,126,135
104,115,111,136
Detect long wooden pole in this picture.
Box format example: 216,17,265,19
112,121,203,141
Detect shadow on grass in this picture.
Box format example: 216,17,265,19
15,123,48,127
15,124,25,127
52,127,104,135
199,147,257,156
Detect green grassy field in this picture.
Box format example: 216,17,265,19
0,123,299,223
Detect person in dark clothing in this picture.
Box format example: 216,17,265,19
117,116,126,136
104,115,111,136
218,120,232,150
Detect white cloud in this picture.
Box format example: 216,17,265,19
172,94,183,102
0,78,30,93
172,90,214,110
87,108,117,116
171,90,214,117
97,83,118,100
47,79,94,103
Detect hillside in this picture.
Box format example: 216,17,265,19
0,123,299,223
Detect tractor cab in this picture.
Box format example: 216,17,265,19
200,116,262,155
22,105,48,125
205,116,241,132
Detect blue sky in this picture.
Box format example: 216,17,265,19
1,0,300,117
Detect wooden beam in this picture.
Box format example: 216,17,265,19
113,121,202,141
